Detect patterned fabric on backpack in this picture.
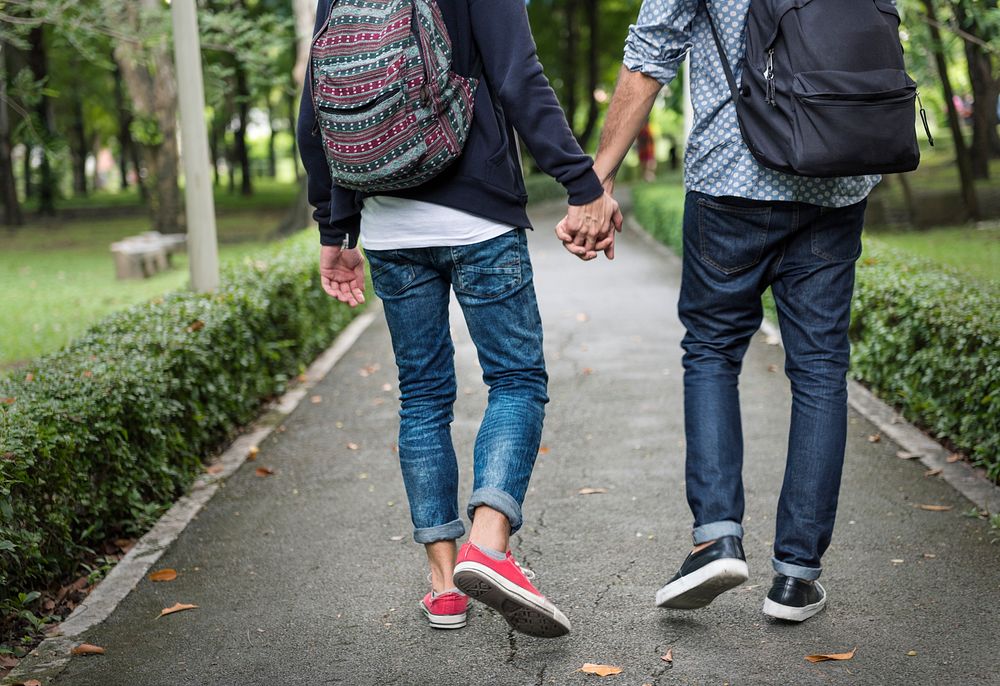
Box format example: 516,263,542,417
310,0,478,193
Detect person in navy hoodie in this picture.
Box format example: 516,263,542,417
298,0,621,637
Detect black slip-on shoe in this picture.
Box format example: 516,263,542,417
655,536,749,609
762,574,827,622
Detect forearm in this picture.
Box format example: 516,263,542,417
594,66,664,184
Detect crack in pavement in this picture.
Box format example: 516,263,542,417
505,627,517,664
534,664,547,685
593,557,638,607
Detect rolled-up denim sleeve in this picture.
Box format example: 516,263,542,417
623,0,699,85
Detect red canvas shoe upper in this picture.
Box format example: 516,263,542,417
421,591,468,617
456,542,543,598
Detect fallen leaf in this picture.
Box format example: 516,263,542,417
71,643,105,656
158,603,198,618
247,446,259,460
186,320,205,333
661,648,673,663
576,312,590,322
579,663,623,676
381,383,392,392
389,535,405,542
538,446,550,455
767,364,779,373
347,442,359,451
149,569,178,583
946,453,962,463
868,433,881,443
805,647,856,663
582,367,594,376
310,395,323,404
255,466,275,477
296,374,308,383
21,680,42,686
918,504,953,512
205,464,224,475
896,451,920,460
578,487,608,495
923,553,936,559
891,558,904,564
114,538,135,552
907,650,918,657
924,468,943,477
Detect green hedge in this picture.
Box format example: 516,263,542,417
631,183,1000,482
0,231,360,603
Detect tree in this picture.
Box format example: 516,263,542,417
108,0,182,233
0,43,24,227
952,0,1000,177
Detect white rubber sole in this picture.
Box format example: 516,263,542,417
655,558,750,609
453,561,571,638
762,583,827,622
420,601,467,630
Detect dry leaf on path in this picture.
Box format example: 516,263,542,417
918,504,953,512
158,603,198,618
661,648,673,663
149,569,178,583
805,647,856,663
868,433,881,443
578,487,609,496
310,395,323,404
538,446,550,455
255,467,275,477
896,451,920,460
576,313,590,322
247,446,259,460
767,364,779,373
582,368,594,376
579,663,623,676
205,464,224,475
946,453,962,463
19,680,42,686
924,468,943,477
71,643,105,656
347,442,360,451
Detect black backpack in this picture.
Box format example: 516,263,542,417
706,0,932,177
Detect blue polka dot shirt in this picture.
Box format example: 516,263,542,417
624,0,880,207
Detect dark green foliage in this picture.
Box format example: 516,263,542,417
851,244,999,480
632,185,1000,482
0,231,360,602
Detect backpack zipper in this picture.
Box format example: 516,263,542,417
917,92,935,147
763,49,776,107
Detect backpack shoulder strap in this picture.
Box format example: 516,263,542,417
702,1,740,103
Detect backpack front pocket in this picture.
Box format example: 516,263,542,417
790,68,919,176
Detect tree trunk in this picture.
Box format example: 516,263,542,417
288,90,301,181
22,145,31,199
575,0,601,149
234,63,253,196
110,0,181,232
563,0,579,133
278,0,317,234
0,44,23,228
70,93,88,196
26,26,56,215
113,57,131,190
922,0,979,220
267,105,278,178
954,2,998,177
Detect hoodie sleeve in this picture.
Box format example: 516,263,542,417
296,0,363,248
468,0,604,206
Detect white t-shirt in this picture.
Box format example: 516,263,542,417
360,196,515,250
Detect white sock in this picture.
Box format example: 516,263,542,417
474,543,507,561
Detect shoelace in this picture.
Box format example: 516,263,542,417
514,560,536,580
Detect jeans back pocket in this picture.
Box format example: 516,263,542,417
367,250,417,299
452,230,524,300
696,197,771,276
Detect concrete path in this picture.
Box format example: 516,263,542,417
55,203,1000,685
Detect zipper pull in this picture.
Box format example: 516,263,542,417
917,92,934,147
764,49,776,107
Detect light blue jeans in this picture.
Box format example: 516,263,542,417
366,229,548,544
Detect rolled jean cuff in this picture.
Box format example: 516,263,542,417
692,520,744,545
772,557,822,581
413,518,465,545
468,487,523,535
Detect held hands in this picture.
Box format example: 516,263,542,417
555,187,623,261
320,245,367,308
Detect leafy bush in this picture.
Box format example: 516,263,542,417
631,185,1000,482
0,231,360,603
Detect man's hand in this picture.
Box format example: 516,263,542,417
556,190,623,261
320,245,366,308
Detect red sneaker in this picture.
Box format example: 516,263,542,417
420,591,468,630
453,542,571,638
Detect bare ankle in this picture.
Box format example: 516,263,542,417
468,506,511,553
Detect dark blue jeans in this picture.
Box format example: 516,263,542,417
678,191,866,581
366,229,548,545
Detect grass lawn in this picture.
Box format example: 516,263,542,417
1,181,302,366
871,225,1000,285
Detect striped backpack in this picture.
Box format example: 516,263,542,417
309,0,478,192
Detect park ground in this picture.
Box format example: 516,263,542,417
28,201,1000,686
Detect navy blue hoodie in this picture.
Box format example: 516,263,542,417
297,0,604,248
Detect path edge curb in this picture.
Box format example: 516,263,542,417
625,215,1000,516
3,305,381,686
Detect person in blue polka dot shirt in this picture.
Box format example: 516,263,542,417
559,0,880,623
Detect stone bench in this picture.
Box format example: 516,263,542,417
110,232,187,280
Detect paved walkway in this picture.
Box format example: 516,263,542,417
55,203,999,685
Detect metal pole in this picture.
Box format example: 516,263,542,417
171,0,219,293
